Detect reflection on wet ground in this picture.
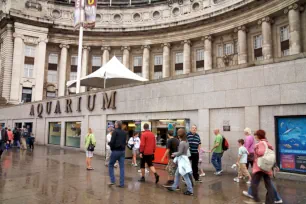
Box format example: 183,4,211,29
0,146,305,204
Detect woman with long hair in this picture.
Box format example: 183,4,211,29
85,128,96,170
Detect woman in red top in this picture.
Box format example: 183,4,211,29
245,130,275,204
7,129,13,148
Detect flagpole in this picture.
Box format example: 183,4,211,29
76,0,85,94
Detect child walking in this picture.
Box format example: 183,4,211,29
128,132,141,167
198,148,207,177
234,139,251,184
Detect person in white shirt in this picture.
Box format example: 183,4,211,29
234,139,251,184
128,132,141,167
105,127,113,166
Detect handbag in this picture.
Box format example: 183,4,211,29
257,141,275,172
87,135,95,152
127,138,134,150
247,153,254,162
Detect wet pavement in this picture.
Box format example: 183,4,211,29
0,146,305,204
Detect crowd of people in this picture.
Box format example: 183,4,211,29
0,124,35,159
84,121,283,204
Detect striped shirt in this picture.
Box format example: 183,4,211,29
187,132,201,154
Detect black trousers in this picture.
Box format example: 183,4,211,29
251,171,275,204
246,160,253,169
189,153,199,181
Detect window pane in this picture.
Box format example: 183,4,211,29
92,56,101,67
22,87,32,103
254,35,263,49
49,122,61,145
217,45,223,57
154,55,163,65
154,71,162,79
24,64,34,78
280,25,289,42
223,43,234,55
48,70,58,83
71,56,78,65
175,52,183,63
133,56,142,66
70,72,77,80
48,54,58,64
65,122,81,148
47,92,56,98
196,49,204,61
25,45,36,57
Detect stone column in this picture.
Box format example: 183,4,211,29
142,45,150,79
182,40,191,74
258,17,273,60
80,46,90,93
161,43,171,78
121,46,130,69
235,26,248,64
285,3,303,55
58,44,69,97
9,33,24,103
102,46,111,65
34,37,48,101
1,24,14,102
203,35,212,70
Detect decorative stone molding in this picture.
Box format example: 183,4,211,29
101,46,111,51
121,46,130,51
25,0,42,11
181,40,191,46
201,35,212,41
168,0,184,7
284,3,304,14
234,25,248,33
257,16,274,25
13,33,24,40
83,46,91,51
161,43,171,48
141,45,151,50
59,44,70,49
38,37,48,43
24,35,39,45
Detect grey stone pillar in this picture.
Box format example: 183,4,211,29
203,35,212,70
1,24,14,102
102,46,111,65
161,43,171,78
285,3,303,55
235,26,248,64
142,45,150,80
258,17,273,60
182,40,191,74
10,33,24,103
34,37,48,101
58,44,69,97
81,46,90,93
121,46,130,69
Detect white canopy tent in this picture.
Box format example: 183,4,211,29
67,56,148,89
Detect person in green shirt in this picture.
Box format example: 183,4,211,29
210,129,223,175
85,128,96,170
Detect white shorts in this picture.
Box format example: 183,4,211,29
133,149,139,155
86,151,94,158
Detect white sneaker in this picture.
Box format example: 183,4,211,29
275,200,283,203
246,181,251,185
233,177,240,183
138,169,149,173
242,191,254,199
200,173,206,177
215,170,223,175
134,164,138,167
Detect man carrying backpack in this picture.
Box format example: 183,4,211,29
211,129,224,175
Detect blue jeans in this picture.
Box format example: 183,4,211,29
171,169,193,193
108,150,125,186
248,180,282,201
211,152,223,172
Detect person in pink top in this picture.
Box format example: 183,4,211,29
7,128,13,148
243,128,255,169
244,130,275,204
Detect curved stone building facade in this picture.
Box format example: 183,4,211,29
0,0,306,175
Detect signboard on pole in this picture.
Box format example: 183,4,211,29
84,0,97,29
74,0,82,28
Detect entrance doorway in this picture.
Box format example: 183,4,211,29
15,123,22,129
24,122,33,133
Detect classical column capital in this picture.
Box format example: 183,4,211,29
24,36,39,45
13,33,24,40
161,43,171,48
234,25,248,33
38,37,48,44
284,3,304,14
257,16,274,25
101,46,111,51
181,40,191,45
59,44,70,49
121,46,130,51
141,45,151,50
83,46,91,50
201,35,212,41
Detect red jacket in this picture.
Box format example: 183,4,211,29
140,130,156,155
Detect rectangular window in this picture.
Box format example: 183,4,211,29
24,64,34,78
217,45,223,57
48,54,58,82
48,122,61,145
71,55,78,65
280,25,290,56
196,49,204,71
70,55,78,80
254,35,263,61
65,121,81,148
92,56,101,73
46,91,56,98
48,53,58,64
70,72,77,81
154,55,162,79
21,87,32,103
25,45,36,57
47,70,58,83
175,52,183,75
134,56,142,76
223,43,234,55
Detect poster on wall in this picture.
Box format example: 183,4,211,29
276,116,306,174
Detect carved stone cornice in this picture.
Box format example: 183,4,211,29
141,45,151,50
13,33,24,40
257,16,274,25
161,43,171,48
284,3,304,14
121,46,130,51
201,35,212,41
25,0,42,11
59,44,70,49
181,40,191,46
24,35,39,45
38,37,48,44
234,25,248,33
101,46,111,51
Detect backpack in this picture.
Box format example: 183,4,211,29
257,141,276,172
222,136,229,151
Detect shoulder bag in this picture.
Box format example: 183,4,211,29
87,134,95,152
257,141,275,172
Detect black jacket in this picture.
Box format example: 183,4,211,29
14,131,21,141
0,129,8,142
108,128,126,151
